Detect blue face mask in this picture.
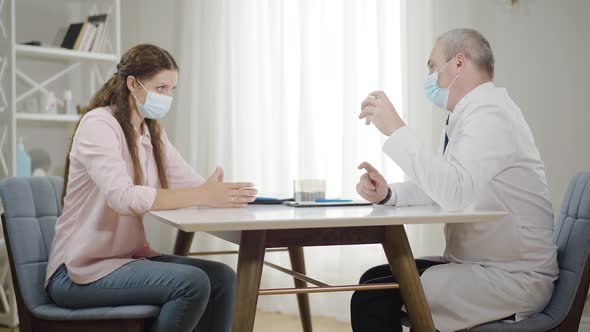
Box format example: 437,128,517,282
423,57,460,110
131,80,173,120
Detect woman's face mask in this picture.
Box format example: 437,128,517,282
423,57,460,110
131,79,173,120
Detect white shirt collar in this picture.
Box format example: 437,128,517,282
446,81,495,135
453,81,495,114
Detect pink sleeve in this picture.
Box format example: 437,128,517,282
161,130,205,189
70,114,157,216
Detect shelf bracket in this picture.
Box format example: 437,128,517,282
15,62,80,107
103,5,114,53
0,124,8,177
0,56,7,113
93,64,105,84
0,0,7,40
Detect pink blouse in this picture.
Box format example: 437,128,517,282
45,106,204,286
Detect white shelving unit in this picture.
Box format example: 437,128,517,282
15,112,81,123
16,44,119,62
0,0,121,180
0,0,121,327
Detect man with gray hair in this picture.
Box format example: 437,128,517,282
352,28,558,331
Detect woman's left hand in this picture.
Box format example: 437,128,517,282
359,91,405,136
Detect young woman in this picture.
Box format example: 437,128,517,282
45,44,257,332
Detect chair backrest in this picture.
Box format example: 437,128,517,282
0,176,63,312
543,172,590,326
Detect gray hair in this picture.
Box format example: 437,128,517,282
437,28,495,79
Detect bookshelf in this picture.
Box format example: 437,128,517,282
0,0,121,181
0,0,121,327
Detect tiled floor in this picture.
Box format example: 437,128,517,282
0,310,351,332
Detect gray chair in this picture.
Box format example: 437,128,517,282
0,176,160,332
407,172,590,332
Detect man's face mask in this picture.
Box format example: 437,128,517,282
423,57,460,110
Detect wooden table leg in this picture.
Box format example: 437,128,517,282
382,225,435,332
288,246,313,332
232,230,267,332
173,230,194,256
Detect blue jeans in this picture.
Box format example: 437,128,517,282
47,255,236,332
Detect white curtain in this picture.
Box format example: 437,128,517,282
171,0,445,322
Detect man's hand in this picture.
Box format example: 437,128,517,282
359,91,405,136
356,162,390,204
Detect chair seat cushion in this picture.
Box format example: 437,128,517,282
402,313,558,332
31,304,160,321
468,313,557,332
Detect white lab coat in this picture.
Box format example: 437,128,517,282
383,82,558,332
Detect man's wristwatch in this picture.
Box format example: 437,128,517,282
377,187,392,205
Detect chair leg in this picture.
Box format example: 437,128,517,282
288,246,313,332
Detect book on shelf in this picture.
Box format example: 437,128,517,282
60,22,84,49
80,24,97,52
88,14,108,53
91,23,106,52
77,23,91,51
72,22,88,50
86,24,99,51
59,14,108,53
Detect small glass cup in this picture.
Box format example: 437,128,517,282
293,179,326,202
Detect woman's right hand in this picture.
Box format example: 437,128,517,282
197,167,257,208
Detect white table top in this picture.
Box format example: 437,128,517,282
148,204,506,233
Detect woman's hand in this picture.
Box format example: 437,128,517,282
197,167,257,208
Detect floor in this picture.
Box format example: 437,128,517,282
254,311,350,332
0,310,351,332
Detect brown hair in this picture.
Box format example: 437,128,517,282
62,44,178,206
